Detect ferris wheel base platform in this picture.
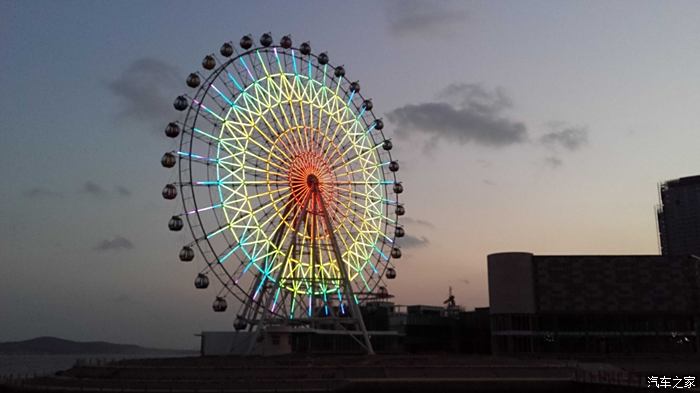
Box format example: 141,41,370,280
199,328,402,357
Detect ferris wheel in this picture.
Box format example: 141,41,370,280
160,33,404,354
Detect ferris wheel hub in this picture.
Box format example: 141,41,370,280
287,149,336,215
307,174,319,187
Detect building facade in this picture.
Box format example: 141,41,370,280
657,175,700,255
488,252,700,354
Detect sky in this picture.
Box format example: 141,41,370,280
1,0,700,349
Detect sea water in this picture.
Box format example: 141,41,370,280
0,352,195,377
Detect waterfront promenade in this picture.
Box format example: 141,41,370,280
1,354,675,392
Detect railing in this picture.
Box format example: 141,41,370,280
573,365,646,388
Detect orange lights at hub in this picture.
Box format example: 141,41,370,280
287,150,337,215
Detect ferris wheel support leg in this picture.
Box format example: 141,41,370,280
248,193,312,355
309,196,320,327
314,185,375,356
259,195,298,323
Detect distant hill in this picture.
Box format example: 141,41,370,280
0,337,189,355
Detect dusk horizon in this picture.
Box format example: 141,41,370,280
2,0,700,353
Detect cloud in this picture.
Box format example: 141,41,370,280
475,159,492,168
94,236,134,252
398,234,430,249
107,57,182,130
115,185,132,197
22,187,62,198
113,294,136,304
80,182,131,198
539,125,589,151
399,217,435,228
543,156,563,169
438,83,513,113
385,0,468,36
82,181,106,197
386,83,528,148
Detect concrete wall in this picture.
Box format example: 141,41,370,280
199,330,295,356
533,254,700,313
487,252,536,315
201,331,255,356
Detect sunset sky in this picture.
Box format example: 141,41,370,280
2,0,700,349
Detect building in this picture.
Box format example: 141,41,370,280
402,306,490,354
199,302,491,356
657,175,700,255
488,252,700,354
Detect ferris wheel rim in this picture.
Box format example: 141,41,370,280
167,38,402,320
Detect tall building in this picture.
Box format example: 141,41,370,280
657,175,700,255
488,252,700,354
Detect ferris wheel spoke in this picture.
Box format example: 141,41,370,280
225,70,246,94
335,190,383,209
289,125,311,156
259,104,290,142
166,40,400,339
315,87,342,157
277,95,297,134
318,93,346,157
302,78,318,130
243,185,292,205
296,211,314,303
209,83,236,110
327,126,374,168
246,190,302,253
238,56,257,84
321,88,357,150
349,248,379,283
280,76,302,132
191,98,226,123
330,142,384,173
333,194,383,227
246,127,291,166
251,82,279,122
327,180,392,186
191,180,287,186
334,216,381,256
324,111,362,149
315,70,329,136
276,191,312,299
202,84,236,112
255,50,273,80
333,185,384,205
247,150,290,172
293,78,309,131
237,93,264,123
271,53,299,131
213,71,241,101
276,131,301,161
234,82,266,120
318,206,355,271
226,102,258,127
253,101,285,139
176,151,220,165
232,161,286,178
190,127,243,151
330,204,381,254
329,134,374,168
339,160,390,177
215,217,257,265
